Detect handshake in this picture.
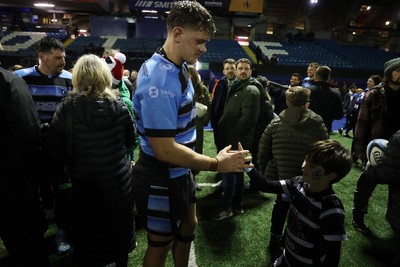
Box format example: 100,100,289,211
238,143,254,173
214,142,253,173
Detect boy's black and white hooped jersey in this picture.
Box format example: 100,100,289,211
281,176,347,266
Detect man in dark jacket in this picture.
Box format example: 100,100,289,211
352,57,400,234
308,65,343,133
211,58,261,220
210,58,236,152
0,67,49,267
14,36,73,254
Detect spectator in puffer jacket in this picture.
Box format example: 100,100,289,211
257,86,328,260
45,54,136,267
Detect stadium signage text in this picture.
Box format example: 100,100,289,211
129,0,175,11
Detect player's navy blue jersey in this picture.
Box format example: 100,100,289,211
14,66,73,124
134,52,196,179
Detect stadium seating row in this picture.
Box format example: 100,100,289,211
1,31,396,70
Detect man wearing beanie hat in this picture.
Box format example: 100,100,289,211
352,57,400,235
384,57,400,79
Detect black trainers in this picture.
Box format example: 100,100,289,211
233,203,244,215
338,128,343,136
352,219,372,235
210,209,233,221
268,235,283,259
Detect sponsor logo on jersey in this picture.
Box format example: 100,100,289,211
149,86,158,98
160,63,174,72
160,89,175,98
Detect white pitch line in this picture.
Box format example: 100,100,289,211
188,242,198,267
187,180,221,266
196,180,222,188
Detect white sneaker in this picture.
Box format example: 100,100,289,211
57,241,72,255
55,229,72,255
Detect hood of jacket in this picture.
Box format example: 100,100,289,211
279,106,319,128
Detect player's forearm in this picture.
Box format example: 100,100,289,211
149,137,214,170
149,137,250,173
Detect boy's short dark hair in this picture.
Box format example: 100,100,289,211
167,1,216,37
307,140,352,184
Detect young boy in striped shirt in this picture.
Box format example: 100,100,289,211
244,140,352,267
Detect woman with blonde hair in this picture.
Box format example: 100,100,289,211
45,54,136,267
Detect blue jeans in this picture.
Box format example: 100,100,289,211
222,172,244,210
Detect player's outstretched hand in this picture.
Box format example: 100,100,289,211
216,144,252,173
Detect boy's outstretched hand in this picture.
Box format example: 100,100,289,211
238,142,254,173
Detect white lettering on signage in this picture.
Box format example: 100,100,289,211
135,1,175,9
205,1,223,7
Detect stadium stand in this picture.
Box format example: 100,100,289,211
199,39,250,62
317,39,396,70
251,39,396,70
1,31,46,56
65,36,106,56
1,31,396,71
1,31,68,56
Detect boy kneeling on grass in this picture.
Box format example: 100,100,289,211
242,140,352,267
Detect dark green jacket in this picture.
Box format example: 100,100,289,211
217,77,261,151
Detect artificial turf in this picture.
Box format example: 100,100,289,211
0,131,393,267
